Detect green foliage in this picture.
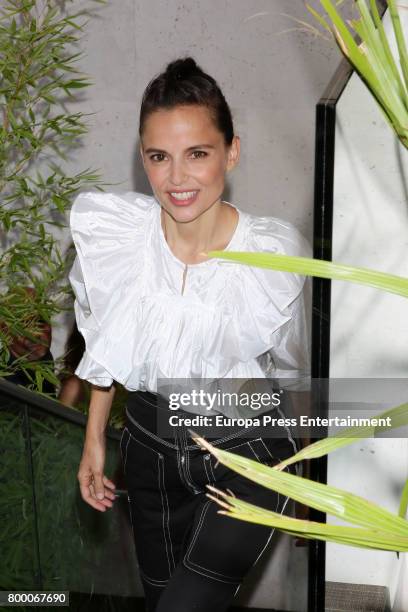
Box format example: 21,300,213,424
306,0,408,148
198,401,408,551
204,237,408,550
0,1,106,397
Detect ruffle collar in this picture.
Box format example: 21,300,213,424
69,191,310,391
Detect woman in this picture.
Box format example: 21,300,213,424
69,57,311,612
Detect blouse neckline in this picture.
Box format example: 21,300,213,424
156,200,245,269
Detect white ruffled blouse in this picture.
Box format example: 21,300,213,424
68,191,311,392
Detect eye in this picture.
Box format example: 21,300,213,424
149,153,167,162
190,150,208,159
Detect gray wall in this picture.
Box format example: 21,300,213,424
57,1,346,608
64,0,345,237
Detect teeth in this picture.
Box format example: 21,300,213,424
170,191,197,200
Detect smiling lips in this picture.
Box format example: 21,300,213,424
168,190,199,206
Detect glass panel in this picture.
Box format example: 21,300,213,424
0,394,39,590
0,384,143,605
29,406,137,595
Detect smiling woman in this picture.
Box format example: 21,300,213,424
139,77,241,263
68,57,312,612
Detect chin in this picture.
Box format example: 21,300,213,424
163,204,211,224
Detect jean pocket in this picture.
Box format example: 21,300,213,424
223,436,297,468
223,437,270,462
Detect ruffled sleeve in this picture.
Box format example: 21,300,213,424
68,191,155,387
233,213,312,386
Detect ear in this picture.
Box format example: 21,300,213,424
226,135,240,172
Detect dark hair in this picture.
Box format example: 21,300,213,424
139,57,234,145
60,320,85,379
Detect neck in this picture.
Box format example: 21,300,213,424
161,199,230,264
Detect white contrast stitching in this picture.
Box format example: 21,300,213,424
157,455,172,576
139,569,169,586
250,490,281,569
276,404,298,456
247,441,260,461
209,457,216,482
185,423,261,450
258,438,274,459
126,427,161,455
247,465,294,571
123,429,131,471
119,427,126,461
159,455,175,571
184,502,241,584
125,406,177,449
203,455,213,486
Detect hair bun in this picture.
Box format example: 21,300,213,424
166,57,201,81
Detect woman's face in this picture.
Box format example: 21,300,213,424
140,105,240,224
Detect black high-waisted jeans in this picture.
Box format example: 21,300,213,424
120,391,299,612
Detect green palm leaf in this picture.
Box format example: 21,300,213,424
207,251,408,298
206,489,408,552
306,0,408,148
193,419,408,551
272,401,408,470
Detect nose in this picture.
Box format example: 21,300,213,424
169,159,188,186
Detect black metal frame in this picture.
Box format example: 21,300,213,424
308,2,387,609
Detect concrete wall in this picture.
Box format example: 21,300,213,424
56,1,343,352
327,8,408,611
52,1,351,609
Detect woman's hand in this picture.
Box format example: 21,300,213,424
78,434,116,512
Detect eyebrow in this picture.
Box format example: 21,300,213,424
144,144,216,154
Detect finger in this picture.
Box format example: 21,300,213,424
89,482,97,500
89,483,114,508
93,475,106,500
103,476,116,491
103,488,116,502
79,482,107,512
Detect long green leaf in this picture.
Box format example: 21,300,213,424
350,2,405,118
319,0,382,89
369,0,407,100
399,477,408,519
208,490,408,551
207,251,408,298
388,0,408,94
352,0,408,120
309,0,408,147
274,402,408,470
193,435,408,536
